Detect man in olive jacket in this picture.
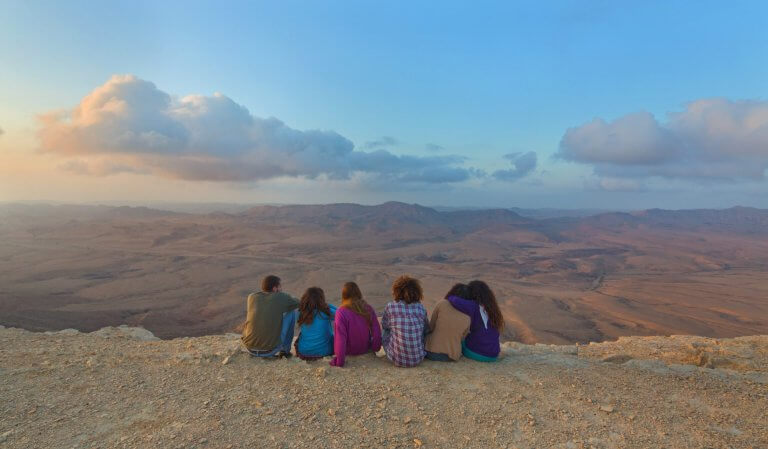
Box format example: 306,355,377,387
241,275,299,357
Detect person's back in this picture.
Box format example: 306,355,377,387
296,306,336,355
295,287,336,359
446,280,504,361
241,275,299,357
330,282,382,367
425,299,470,361
382,275,429,367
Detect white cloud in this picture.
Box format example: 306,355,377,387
362,136,399,149
38,75,472,184
493,151,537,181
587,177,645,192
558,98,768,182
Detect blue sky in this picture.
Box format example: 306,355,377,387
1,1,767,209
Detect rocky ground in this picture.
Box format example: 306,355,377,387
0,325,766,448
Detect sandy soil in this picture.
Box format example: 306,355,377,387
1,325,766,448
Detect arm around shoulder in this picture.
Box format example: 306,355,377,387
446,295,475,316
278,292,300,311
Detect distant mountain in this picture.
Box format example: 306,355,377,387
3,201,766,235
241,201,533,234
432,205,611,219
509,207,611,219
577,206,768,234
0,203,179,220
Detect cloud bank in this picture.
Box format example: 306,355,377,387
38,75,471,184
493,151,537,181
362,136,399,149
559,98,768,182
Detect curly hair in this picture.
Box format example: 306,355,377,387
391,275,423,304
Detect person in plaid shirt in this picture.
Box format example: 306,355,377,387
381,275,430,367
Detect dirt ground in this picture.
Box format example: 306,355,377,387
1,325,766,448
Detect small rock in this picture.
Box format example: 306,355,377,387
176,353,194,362
404,417,412,424
602,354,633,364
599,404,614,413
327,408,336,417
413,438,423,447
0,430,13,443
198,438,208,444
222,356,231,365
316,367,327,378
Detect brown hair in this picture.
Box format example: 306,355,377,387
261,275,281,292
297,287,331,326
468,280,504,332
341,281,372,327
444,283,470,300
391,275,423,304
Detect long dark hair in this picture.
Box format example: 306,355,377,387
468,280,504,332
341,281,372,328
297,287,331,326
444,283,470,300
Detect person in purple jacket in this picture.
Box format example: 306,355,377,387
446,280,505,362
329,282,382,367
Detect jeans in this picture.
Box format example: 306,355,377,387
248,310,297,357
425,351,453,362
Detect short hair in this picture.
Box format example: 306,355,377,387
444,283,470,300
391,275,423,304
261,275,281,292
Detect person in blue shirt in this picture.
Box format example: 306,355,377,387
294,287,337,360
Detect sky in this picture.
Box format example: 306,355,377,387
1,1,768,209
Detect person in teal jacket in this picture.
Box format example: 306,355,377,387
294,287,337,360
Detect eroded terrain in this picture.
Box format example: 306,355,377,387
1,202,767,343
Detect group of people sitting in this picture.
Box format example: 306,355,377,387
240,274,505,367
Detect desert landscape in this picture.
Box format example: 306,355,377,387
1,202,767,344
